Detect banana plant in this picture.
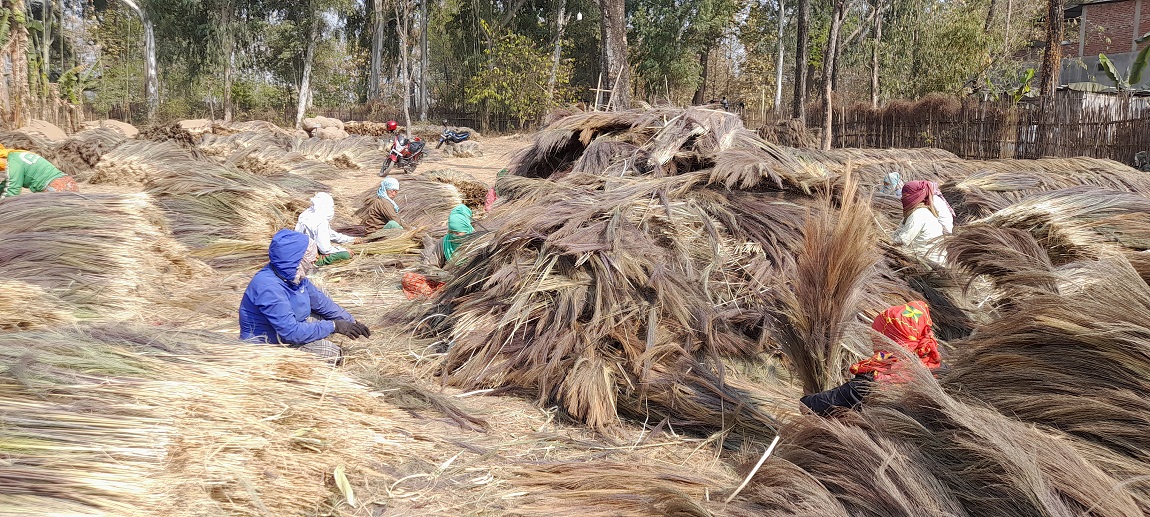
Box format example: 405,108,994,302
1098,33,1150,91
1008,68,1036,103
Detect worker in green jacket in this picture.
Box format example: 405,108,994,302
0,146,79,199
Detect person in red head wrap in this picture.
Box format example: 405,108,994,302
800,301,941,416
893,180,948,266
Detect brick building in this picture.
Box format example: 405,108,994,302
1061,0,1150,89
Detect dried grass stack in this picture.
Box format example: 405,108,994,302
0,193,211,318
145,162,314,249
420,109,856,437
290,134,389,172
82,139,198,186
0,279,75,330
0,325,441,515
50,127,129,177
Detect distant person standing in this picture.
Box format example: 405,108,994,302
0,146,79,199
721,97,729,111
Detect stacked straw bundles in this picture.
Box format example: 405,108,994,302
0,325,437,515
0,193,210,319
422,108,933,437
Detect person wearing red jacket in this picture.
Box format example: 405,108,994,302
800,300,941,415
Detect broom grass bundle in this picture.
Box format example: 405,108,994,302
944,256,1150,465
145,158,320,250
289,134,390,172
0,279,75,330
775,174,881,394
726,361,1149,516
0,193,211,318
82,139,200,186
49,127,129,176
0,324,452,516
974,186,1150,264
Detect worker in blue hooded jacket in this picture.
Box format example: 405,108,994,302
238,229,371,363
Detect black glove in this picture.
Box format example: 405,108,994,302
332,319,371,339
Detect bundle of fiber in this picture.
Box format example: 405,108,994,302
727,370,1150,516
145,164,312,249
420,171,820,435
422,168,490,210
344,120,393,136
0,324,444,516
0,193,211,318
758,118,818,148
511,108,825,192
971,186,1150,264
50,127,129,177
939,157,1150,221
83,139,199,186
138,122,200,150
0,279,75,330
290,134,389,172
503,462,722,517
774,176,881,394
0,129,55,156
944,256,1150,467
198,131,343,180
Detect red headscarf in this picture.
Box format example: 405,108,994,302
901,180,933,212
850,300,941,381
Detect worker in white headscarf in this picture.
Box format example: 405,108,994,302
360,177,408,233
295,192,359,266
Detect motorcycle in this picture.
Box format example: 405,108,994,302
435,121,471,149
378,134,426,176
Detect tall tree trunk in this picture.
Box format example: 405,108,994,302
791,0,809,121
547,0,567,102
984,0,997,31
121,0,158,122
39,0,51,119
692,50,710,104
419,0,428,120
871,0,882,107
1038,0,1064,96
370,0,384,100
223,42,235,121
1,1,30,128
395,0,412,136
598,0,630,109
222,0,236,122
295,16,320,129
820,0,846,150
773,0,785,113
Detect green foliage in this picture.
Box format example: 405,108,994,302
466,29,574,125
629,0,742,102
1008,68,1036,104
1098,45,1150,90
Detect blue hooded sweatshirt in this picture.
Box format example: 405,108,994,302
238,229,353,345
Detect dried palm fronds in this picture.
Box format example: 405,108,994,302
49,127,128,176
422,168,490,209
0,279,75,330
351,177,464,231
137,122,200,150
0,324,446,516
728,365,1149,516
0,193,211,318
